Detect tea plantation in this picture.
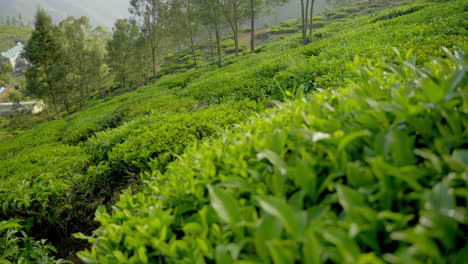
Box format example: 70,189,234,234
0,25,31,51
1,0,467,263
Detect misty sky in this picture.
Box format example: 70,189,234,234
0,0,130,28
0,0,333,30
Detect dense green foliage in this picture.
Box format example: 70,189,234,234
0,0,466,262
79,47,468,264
0,219,69,264
74,0,467,263
158,37,248,77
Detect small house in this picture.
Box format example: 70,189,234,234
0,101,45,116
0,42,28,71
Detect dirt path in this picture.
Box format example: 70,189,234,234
239,27,270,48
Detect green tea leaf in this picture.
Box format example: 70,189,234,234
208,185,241,225
256,195,299,238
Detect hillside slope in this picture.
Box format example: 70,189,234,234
0,0,466,263
0,24,31,52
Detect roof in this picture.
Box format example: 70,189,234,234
1,42,24,59
0,101,41,107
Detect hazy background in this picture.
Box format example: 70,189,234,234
0,0,130,28
0,0,334,29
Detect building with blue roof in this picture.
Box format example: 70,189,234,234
0,42,27,71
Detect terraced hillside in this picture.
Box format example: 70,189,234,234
0,0,466,263
0,24,31,52
158,0,408,77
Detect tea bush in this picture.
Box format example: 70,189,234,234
78,48,467,264
76,0,467,262
371,3,429,22
0,219,69,264
106,101,261,175
0,0,466,262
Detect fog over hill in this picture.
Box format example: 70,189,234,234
0,0,130,28
0,0,338,30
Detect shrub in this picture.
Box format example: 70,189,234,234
372,4,429,22
79,49,467,264
106,101,260,175
331,12,349,19
0,219,69,264
342,7,360,13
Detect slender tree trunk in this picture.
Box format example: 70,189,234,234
250,0,255,54
215,26,222,67
208,29,215,65
122,61,126,92
79,64,84,109
227,21,237,56
50,91,60,120
151,45,156,81
232,4,239,56
305,0,310,42
188,21,198,69
64,97,71,115
309,0,315,40
233,31,239,56
301,0,307,45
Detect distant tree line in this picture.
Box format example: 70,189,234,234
22,0,355,120
23,10,112,119
0,14,32,28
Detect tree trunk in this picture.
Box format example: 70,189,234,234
305,0,310,43
309,0,315,40
64,97,71,115
188,21,198,69
207,29,215,65
301,0,307,45
250,0,255,54
151,45,156,81
122,62,126,92
233,8,239,56
215,26,222,67
50,91,61,120
234,30,239,56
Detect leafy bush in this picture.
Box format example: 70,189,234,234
79,49,467,264
331,12,349,19
0,120,67,160
0,219,70,264
342,7,360,13
372,4,429,22
106,101,260,175
0,0,466,262
0,144,89,216
185,53,291,103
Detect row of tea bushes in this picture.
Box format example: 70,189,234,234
78,48,467,264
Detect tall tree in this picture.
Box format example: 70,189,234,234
106,19,140,92
60,17,112,107
129,0,169,81
249,0,289,53
171,0,200,69
300,0,315,44
59,16,92,107
308,0,316,40
0,62,13,88
90,26,113,96
23,9,66,119
220,0,248,56
194,0,224,67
